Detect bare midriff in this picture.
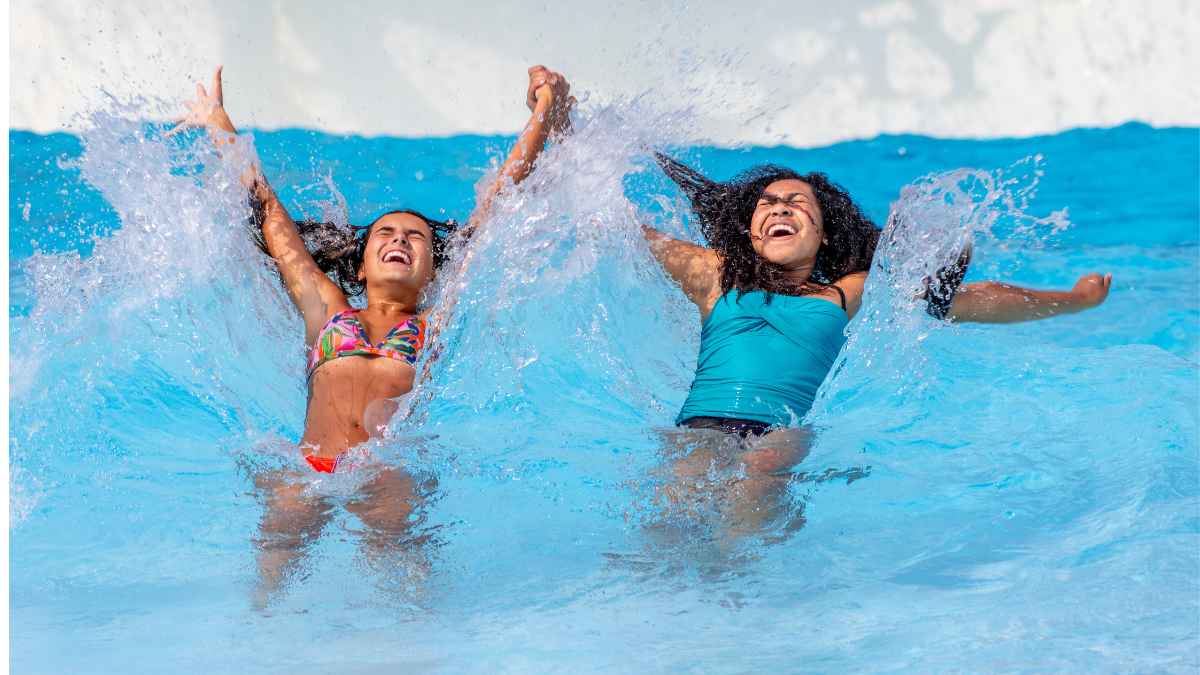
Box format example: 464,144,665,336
301,355,415,456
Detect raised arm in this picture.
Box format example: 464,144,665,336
946,273,1111,323
175,67,350,344
465,65,574,236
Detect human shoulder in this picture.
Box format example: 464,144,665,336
832,270,869,293
832,271,870,319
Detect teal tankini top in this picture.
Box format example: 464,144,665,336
676,290,849,426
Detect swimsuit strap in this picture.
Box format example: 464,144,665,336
830,284,846,311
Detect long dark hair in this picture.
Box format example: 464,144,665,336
655,152,880,298
249,189,459,297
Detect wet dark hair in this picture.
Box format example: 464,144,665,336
655,152,880,298
249,189,459,297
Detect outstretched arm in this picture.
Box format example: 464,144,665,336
175,67,350,344
465,65,574,236
947,273,1111,323
640,227,724,319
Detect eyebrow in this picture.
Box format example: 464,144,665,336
759,192,809,201
372,223,430,237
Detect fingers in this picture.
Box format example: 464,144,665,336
211,65,224,103
196,83,208,100
165,122,188,138
1075,272,1112,306
527,65,550,110
528,66,574,112
171,112,189,124
528,66,550,87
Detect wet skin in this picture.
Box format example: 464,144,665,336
182,63,575,610
300,213,434,455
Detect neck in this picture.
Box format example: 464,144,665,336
363,292,419,315
775,258,817,284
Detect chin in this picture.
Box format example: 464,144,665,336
760,248,800,266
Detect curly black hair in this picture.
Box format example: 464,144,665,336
249,189,459,297
655,152,880,299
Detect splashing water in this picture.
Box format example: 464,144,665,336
9,107,1198,672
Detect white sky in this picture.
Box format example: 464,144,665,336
10,0,1200,146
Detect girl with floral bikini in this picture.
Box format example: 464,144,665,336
178,65,573,473
178,64,573,607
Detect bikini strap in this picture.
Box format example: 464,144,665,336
831,284,846,311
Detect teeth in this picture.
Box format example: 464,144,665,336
767,224,797,237
384,251,410,264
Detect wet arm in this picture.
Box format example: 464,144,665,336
641,226,723,319
421,68,572,327
947,273,1112,323
466,67,573,236
831,271,869,320
179,67,349,343
253,184,352,343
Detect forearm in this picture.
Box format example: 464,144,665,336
472,99,555,224
502,102,554,184
202,106,263,192
257,189,308,265
947,281,1088,323
206,107,239,143
641,224,687,273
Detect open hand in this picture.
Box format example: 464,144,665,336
170,66,231,134
1069,273,1112,308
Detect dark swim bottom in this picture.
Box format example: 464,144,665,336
679,416,773,438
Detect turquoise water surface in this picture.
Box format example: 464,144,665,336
9,116,1199,673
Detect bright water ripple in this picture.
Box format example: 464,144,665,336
9,116,1199,672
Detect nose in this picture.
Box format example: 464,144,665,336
770,201,792,216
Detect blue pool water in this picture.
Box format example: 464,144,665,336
9,114,1199,673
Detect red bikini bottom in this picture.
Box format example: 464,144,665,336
304,451,347,473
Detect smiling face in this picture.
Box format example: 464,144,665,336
357,212,436,299
748,179,826,274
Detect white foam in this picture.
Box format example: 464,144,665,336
10,0,1200,146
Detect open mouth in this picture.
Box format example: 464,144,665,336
766,222,797,238
382,249,412,265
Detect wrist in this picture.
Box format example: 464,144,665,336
209,107,237,134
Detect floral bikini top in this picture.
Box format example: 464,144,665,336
306,309,426,384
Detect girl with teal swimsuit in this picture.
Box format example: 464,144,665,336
640,155,1112,471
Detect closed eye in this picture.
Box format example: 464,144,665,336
759,193,810,209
